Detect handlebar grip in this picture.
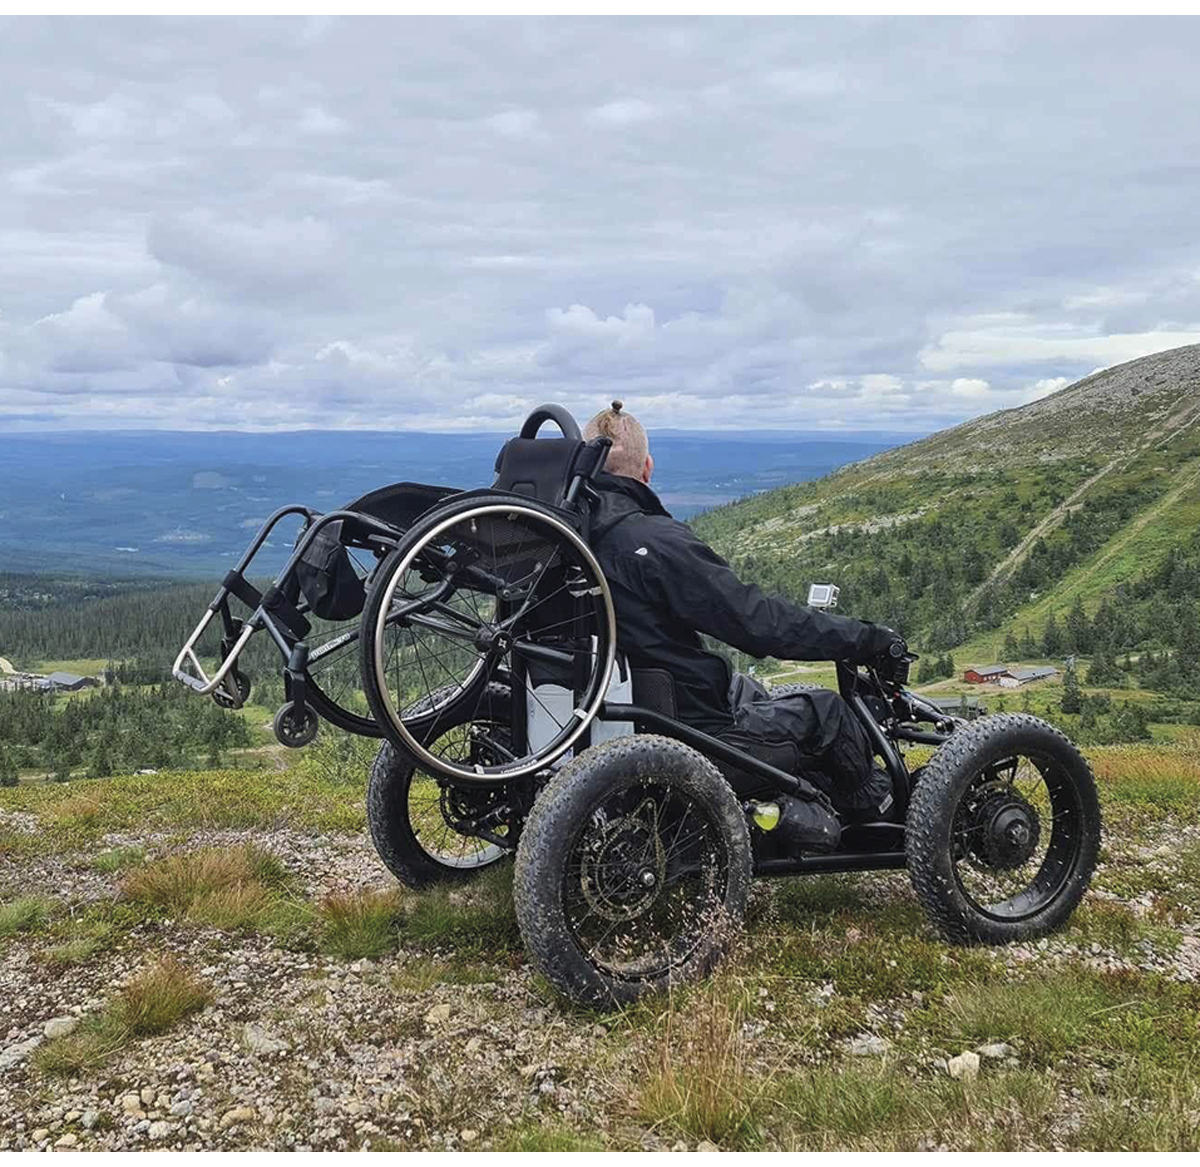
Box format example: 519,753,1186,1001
519,404,582,441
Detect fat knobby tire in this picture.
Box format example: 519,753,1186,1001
514,734,752,1006
905,712,1102,945
366,685,511,889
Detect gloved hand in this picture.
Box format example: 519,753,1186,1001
854,622,905,664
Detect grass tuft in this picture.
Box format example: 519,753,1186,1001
317,888,402,960
0,895,54,938
638,993,760,1149
92,846,146,874
35,955,211,1075
121,843,293,933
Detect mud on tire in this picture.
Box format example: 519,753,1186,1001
906,713,1102,945
514,734,752,1006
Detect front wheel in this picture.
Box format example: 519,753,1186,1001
906,713,1101,945
515,735,752,1006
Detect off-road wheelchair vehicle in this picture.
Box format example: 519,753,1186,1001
175,404,1102,1006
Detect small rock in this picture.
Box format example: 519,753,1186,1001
148,1121,172,1141
696,1140,720,1152
121,1095,144,1114
592,1024,608,1038
243,1024,290,1056
140,1087,155,1106
0,1036,42,1071
55,1133,78,1148
464,1037,482,1055
43,1017,78,1040
170,1100,193,1118
220,1106,257,1130
977,1042,1015,1060
81,1112,99,1131
947,1051,981,1082
424,1003,452,1026
848,1034,891,1057
32,1128,49,1143
460,1129,479,1144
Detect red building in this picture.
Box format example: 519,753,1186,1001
963,665,1010,684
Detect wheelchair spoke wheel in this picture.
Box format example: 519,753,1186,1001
368,684,515,888
906,713,1101,945
515,736,752,1006
362,495,616,783
563,782,730,982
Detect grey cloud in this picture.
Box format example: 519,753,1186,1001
2,16,1200,433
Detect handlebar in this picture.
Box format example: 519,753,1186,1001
519,404,582,442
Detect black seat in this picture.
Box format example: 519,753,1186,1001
492,436,586,505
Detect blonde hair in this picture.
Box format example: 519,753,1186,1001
583,400,649,479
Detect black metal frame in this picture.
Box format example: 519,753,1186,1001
595,658,958,876
173,502,413,735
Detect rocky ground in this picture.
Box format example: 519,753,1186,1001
3,765,1200,1151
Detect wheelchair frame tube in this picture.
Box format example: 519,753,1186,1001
173,504,406,697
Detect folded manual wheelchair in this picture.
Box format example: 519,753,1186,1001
176,404,1101,1005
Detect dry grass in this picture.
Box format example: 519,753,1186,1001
121,843,291,931
35,955,211,1076
638,992,759,1148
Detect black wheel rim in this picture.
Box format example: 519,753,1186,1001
561,781,730,983
373,503,615,782
949,751,1083,922
404,718,510,870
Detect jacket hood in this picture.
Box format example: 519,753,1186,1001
590,472,671,540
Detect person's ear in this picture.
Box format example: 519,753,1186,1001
642,453,654,484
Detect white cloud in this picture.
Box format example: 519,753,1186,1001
587,98,662,126
4,18,1200,433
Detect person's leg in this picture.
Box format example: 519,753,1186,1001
723,684,891,818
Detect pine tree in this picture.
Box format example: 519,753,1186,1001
1067,597,1092,654
1042,613,1063,657
1061,663,1082,714
1003,631,1020,660
0,744,17,788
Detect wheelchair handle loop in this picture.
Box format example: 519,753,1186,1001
519,404,582,441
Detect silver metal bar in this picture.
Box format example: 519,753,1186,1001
172,613,256,698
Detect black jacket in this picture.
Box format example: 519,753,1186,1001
589,473,891,734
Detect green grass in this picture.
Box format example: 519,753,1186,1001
0,895,54,938
92,846,146,873
0,766,367,849
317,889,402,960
35,955,211,1075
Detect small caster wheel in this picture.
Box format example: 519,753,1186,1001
273,702,318,748
213,671,252,710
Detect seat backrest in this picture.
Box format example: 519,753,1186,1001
492,436,584,505
632,668,678,718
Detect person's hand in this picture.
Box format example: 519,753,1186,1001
856,623,905,664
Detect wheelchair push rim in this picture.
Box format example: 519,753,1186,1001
366,498,616,784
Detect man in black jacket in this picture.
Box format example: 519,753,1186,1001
584,401,900,825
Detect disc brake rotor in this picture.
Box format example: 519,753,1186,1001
579,798,667,922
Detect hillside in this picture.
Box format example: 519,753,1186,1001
694,344,1200,664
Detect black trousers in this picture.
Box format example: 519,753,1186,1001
715,674,889,814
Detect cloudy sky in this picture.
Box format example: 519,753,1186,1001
3,16,1200,434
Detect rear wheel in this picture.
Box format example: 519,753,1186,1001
361,493,616,784
515,735,751,1006
367,685,514,888
906,713,1101,944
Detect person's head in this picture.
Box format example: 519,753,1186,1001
583,400,653,484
